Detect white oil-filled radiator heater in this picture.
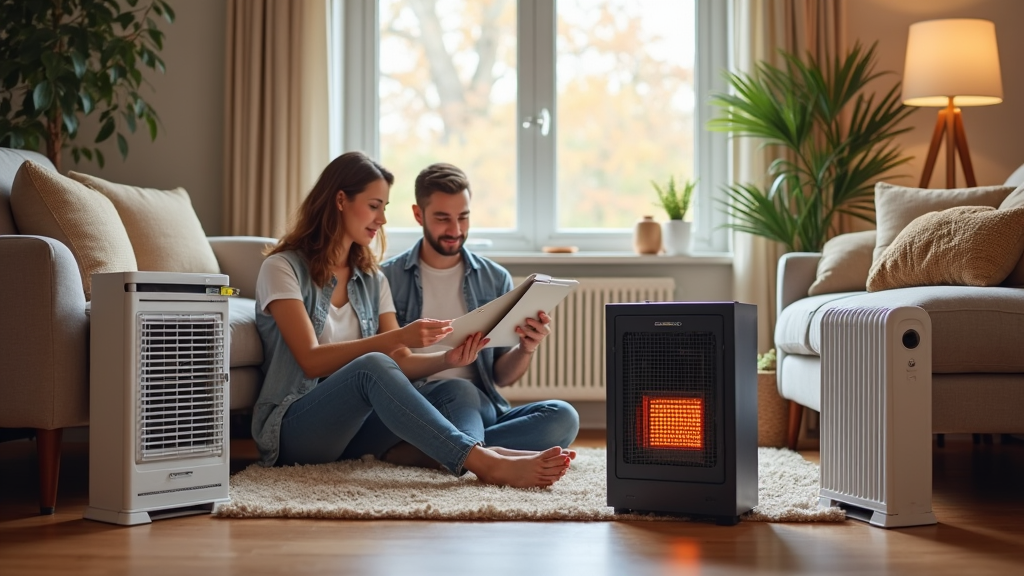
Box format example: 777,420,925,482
818,305,937,528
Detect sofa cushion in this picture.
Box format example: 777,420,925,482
808,230,875,296
873,181,1014,263
69,171,221,274
9,161,138,300
229,297,263,368
867,206,1024,291
1000,185,1024,287
1,148,56,235
776,286,1024,373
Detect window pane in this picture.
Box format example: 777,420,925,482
379,0,517,229
555,0,696,229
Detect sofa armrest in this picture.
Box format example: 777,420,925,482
0,235,88,429
207,236,276,300
776,252,822,316
775,252,821,390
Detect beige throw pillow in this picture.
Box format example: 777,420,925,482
808,230,876,296
9,161,137,300
1000,184,1024,286
69,172,221,274
872,182,1015,263
867,206,1024,292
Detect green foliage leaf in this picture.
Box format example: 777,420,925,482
95,117,115,143
70,50,87,78
95,148,105,168
117,133,129,159
32,81,53,111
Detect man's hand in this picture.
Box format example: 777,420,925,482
515,311,552,354
444,332,488,367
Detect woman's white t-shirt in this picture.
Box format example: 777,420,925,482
256,254,396,344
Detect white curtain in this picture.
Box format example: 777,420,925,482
223,0,331,237
730,0,847,353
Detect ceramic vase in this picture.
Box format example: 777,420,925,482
661,219,691,255
633,216,662,255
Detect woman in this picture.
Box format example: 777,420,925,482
252,152,569,488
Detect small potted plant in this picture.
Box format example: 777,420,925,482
652,176,696,255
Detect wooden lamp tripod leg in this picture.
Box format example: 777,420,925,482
919,108,947,188
918,97,977,189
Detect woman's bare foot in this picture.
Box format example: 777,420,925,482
464,446,570,488
487,446,577,460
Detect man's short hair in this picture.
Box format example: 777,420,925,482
414,163,471,208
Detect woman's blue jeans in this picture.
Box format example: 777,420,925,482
276,353,478,474
341,378,581,461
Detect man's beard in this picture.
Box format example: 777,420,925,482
424,229,465,257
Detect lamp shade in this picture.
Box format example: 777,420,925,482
902,18,1003,107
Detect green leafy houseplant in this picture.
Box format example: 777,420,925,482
652,176,696,220
708,42,914,252
0,0,175,171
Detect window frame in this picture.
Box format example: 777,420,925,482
330,0,730,254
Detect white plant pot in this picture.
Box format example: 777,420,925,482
662,220,691,255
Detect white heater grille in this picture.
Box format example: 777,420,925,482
503,277,675,401
136,313,227,462
820,307,889,505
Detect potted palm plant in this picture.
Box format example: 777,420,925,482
709,42,914,252
652,175,696,255
0,0,175,171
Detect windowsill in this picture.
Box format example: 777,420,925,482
480,252,733,266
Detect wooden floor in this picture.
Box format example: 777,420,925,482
2,431,1023,576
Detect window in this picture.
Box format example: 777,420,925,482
331,0,729,253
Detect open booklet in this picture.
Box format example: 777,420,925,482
438,274,579,349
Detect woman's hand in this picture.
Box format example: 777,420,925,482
444,332,489,367
400,318,454,348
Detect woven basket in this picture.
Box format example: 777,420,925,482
757,371,789,448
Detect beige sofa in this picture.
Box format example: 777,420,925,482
0,147,269,514
775,168,1024,449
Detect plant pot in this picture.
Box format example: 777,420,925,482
661,219,691,255
633,216,662,255
757,370,788,448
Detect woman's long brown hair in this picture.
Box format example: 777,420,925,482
267,152,394,287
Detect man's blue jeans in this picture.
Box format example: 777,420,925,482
276,353,478,474
341,378,581,460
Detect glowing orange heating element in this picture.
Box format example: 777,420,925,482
642,396,703,450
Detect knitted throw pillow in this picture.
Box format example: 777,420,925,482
867,205,1024,292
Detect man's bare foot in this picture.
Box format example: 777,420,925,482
464,446,570,488
487,446,577,460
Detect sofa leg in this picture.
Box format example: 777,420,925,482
786,401,802,451
36,428,63,515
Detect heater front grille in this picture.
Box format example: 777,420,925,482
621,330,717,467
136,313,227,462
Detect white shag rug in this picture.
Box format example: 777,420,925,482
216,447,845,522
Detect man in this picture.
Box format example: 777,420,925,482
381,163,579,453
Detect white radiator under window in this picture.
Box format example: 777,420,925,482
502,277,675,401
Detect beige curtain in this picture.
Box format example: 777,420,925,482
223,0,331,237
730,0,847,353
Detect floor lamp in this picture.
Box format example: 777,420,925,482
902,19,1003,189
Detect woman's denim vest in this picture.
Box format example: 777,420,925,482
251,250,381,466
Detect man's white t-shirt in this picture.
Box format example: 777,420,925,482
256,254,395,344
413,260,477,382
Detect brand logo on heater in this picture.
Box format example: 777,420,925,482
654,321,682,327
168,471,194,479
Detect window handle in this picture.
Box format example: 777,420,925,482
521,107,551,137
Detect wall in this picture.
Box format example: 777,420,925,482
60,0,228,235
848,0,1024,187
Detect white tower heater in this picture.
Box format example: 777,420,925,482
85,271,232,525
818,305,937,528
